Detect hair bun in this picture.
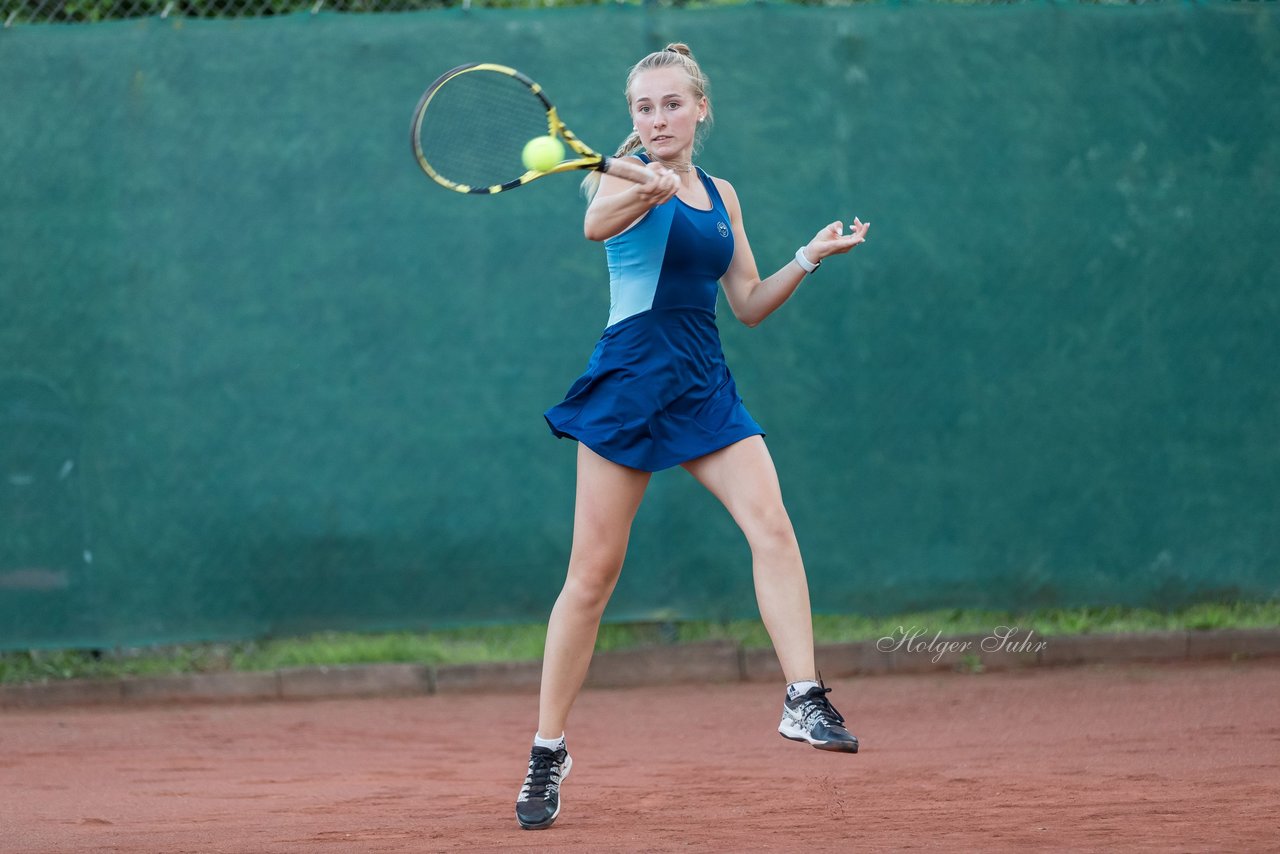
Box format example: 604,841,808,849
664,43,693,57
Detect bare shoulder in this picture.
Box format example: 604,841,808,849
710,175,742,215
710,174,737,198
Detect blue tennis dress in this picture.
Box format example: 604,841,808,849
544,157,764,471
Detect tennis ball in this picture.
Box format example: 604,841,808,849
522,135,565,172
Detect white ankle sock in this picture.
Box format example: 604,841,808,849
533,732,566,751
787,680,821,701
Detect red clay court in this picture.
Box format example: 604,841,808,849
4,658,1279,853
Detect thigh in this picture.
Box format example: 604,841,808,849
680,435,789,534
569,442,652,559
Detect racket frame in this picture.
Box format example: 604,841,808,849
411,62,624,195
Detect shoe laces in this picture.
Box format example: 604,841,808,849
796,685,846,729
518,749,563,803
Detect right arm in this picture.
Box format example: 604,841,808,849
583,159,680,242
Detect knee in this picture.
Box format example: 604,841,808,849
561,552,623,614
745,503,798,556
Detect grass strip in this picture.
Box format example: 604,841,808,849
2,600,1276,685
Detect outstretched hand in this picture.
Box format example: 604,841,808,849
804,218,870,263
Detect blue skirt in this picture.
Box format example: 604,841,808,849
544,307,764,472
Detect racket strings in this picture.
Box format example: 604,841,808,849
417,70,553,188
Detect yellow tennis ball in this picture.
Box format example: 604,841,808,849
522,135,565,172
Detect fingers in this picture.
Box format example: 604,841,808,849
809,216,871,258
833,218,870,245
635,167,678,204
816,217,869,238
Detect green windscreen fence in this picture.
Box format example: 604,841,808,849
1,3,1277,650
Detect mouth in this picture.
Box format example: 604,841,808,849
650,135,673,143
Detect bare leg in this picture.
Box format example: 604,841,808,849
537,443,650,737
681,436,817,683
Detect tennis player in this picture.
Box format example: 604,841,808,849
516,43,870,831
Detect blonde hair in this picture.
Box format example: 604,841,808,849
582,43,713,200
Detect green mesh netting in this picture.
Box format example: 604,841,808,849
1,3,1277,649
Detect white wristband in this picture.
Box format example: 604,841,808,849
794,246,820,274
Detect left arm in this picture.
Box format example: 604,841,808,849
715,177,870,328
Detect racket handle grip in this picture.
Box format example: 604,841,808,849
601,156,653,185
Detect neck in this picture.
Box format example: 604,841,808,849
648,154,693,174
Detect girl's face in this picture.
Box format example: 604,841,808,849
628,66,706,162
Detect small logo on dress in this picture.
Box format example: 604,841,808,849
716,221,729,238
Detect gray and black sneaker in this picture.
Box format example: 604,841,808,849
515,745,572,830
778,682,859,753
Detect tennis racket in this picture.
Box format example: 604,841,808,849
410,62,653,195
